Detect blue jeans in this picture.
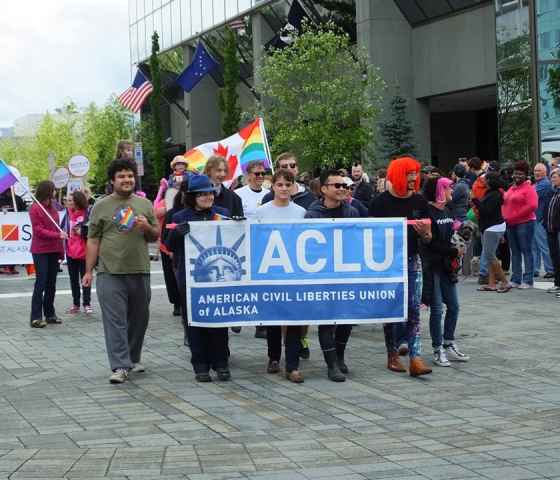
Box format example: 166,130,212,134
507,221,536,285
30,253,60,322
429,270,459,349
533,222,553,274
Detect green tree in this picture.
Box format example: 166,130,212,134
253,22,384,171
218,29,241,136
82,98,134,191
149,31,165,180
549,49,560,111
379,94,416,161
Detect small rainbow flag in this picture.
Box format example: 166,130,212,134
0,159,18,194
113,206,136,232
182,118,272,186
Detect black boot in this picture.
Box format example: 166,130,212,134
323,350,346,382
336,342,349,374
173,304,181,316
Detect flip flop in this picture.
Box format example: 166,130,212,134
497,285,512,293
477,286,497,292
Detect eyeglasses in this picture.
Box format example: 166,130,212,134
326,183,351,190
280,163,297,169
251,171,266,177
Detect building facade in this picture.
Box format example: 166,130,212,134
128,0,560,172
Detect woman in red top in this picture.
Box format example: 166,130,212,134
29,181,67,328
64,191,92,315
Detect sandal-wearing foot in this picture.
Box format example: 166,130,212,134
66,306,80,314
477,286,497,292
497,285,512,293
30,319,47,328
83,305,93,315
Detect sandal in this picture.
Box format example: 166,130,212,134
497,285,512,293
477,286,497,292
31,319,47,328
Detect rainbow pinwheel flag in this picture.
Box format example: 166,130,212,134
183,118,272,185
0,159,18,194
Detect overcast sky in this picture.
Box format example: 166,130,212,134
0,1,131,128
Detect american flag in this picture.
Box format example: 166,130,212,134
228,17,246,31
118,69,153,113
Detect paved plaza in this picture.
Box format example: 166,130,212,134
1,265,560,480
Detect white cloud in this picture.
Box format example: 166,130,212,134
0,0,131,127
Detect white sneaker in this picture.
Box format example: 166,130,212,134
433,348,451,367
131,363,145,373
519,283,533,289
510,282,521,288
109,368,129,384
444,343,470,362
547,286,560,293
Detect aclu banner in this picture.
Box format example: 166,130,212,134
185,218,408,327
0,212,33,265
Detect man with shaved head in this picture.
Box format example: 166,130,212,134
533,163,554,278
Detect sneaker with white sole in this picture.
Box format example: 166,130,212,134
444,343,470,362
131,363,145,373
510,282,521,288
547,286,560,293
433,348,450,367
519,283,533,289
109,368,129,384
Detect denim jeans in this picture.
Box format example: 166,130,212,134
507,221,536,285
30,253,60,322
533,222,553,274
267,326,301,372
67,257,91,307
429,271,460,349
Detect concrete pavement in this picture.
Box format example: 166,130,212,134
1,266,560,479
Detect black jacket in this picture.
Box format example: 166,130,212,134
352,180,374,205
262,185,316,210
304,200,360,219
473,190,504,233
214,186,244,218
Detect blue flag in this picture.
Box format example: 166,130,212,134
176,42,219,93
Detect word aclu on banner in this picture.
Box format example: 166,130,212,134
185,218,408,327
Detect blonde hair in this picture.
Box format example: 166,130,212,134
203,156,227,176
115,140,134,159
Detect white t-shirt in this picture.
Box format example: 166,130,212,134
235,185,270,219
254,201,306,220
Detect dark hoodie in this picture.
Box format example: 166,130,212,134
304,200,360,219
262,184,316,210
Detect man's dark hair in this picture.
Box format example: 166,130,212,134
272,170,295,184
468,156,482,171
107,158,137,181
485,172,502,191
352,162,362,168
422,177,438,202
319,169,342,187
35,180,55,203
513,160,530,175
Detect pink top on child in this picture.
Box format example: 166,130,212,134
66,208,87,260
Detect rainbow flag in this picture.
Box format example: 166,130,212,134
0,159,18,194
182,118,272,185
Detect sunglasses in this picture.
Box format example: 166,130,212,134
251,171,266,177
326,183,351,190
280,163,297,169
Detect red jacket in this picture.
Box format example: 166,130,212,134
29,202,64,255
502,180,538,226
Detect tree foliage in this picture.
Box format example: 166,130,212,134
149,31,165,180
549,48,560,111
253,22,384,171
0,99,133,189
379,94,416,161
218,28,241,136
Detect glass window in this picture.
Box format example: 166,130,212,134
213,0,226,24
152,7,162,39
192,0,202,34
145,12,154,47
137,18,147,60
171,0,182,46
161,3,171,49
129,0,137,24
202,1,213,30
180,0,192,40
238,0,252,12
130,23,139,64
137,0,145,20
225,0,238,19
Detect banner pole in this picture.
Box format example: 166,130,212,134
259,117,274,174
10,186,18,212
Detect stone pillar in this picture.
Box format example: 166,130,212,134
357,0,431,163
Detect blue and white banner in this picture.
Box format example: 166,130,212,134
185,218,408,327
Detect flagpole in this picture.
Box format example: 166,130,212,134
259,117,274,174
10,186,18,213
3,164,64,234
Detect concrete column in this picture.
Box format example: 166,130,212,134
357,0,431,163
251,12,275,95
182,44,222,149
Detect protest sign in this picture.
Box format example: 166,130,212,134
185,218,407,327
0,212,33,264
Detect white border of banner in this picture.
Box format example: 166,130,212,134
185,217,408,327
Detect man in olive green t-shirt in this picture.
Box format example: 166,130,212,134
83,159,159,384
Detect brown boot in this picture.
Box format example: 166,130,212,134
409,357,432,377
387,352,406,372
